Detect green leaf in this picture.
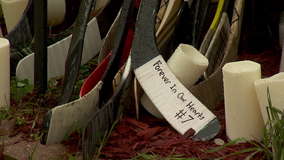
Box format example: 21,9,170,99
24,84,34,92
11,86,27,101
47,77,59,91
22,79,30,84
11,77,34,101
17,82,26,87
79,64,92,75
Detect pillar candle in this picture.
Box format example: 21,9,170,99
1,0,29,33
0,38,10,107
254,72,284,124
47,0,66,26
141,44,209,118
222,60,264,140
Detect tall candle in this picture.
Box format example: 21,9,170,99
222,60,264,140
47,0,66,26
1,0,29,33
254,72,284,123
141,44,209,118
0,38,10,107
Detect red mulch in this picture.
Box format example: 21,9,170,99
100,103,265,159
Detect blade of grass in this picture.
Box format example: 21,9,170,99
65,153,78,160
280,147,284,160
96,121,117,160
248,139,271,157
31,112,39,131
74,121,83,158
215,147,262,160
204,137,247,153
244,149,263,160
64,121,77,141
28,143,38,160
97,122,101,145
131,151,160,160
166,147,186,159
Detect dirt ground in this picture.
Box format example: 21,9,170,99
1,133,73,160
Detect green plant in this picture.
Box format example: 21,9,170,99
205,87,284,159
63,120,84,159
131,151,162,160
95,121,117,160
64,120,83,141
28,143,38,160
132,151,190,160
16,116,26,125
11,76,34,101
0,106,12,120
65,153,78,160
47,76,60,91
261,87,284,159
30,131,40,141
131,147,193,160
79,64,92,77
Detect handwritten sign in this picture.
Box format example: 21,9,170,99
135,55,216,135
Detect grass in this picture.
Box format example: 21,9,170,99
8,74,283,159
262,87,284,159
95,121,117,160
62,120,84,159
61,121,117,160
125,86,284,159
131,148,191,160
0,55,99,159
8,52,283,159
28,143,38,160
205,87,284,159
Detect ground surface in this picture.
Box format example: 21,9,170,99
2,133,67,160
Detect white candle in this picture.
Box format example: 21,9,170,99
222,60,264,140
254,72,284,123
47,0,66,26
1,0,29,33
0,38,10,107
141,44,209,118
